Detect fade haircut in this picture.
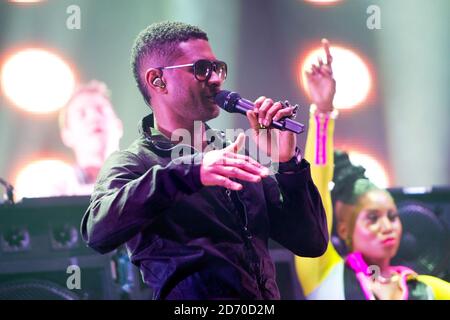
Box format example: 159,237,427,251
130,21,208,106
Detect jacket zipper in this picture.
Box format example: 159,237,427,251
234,190,251,239
234,189,266,295
225,188,250,238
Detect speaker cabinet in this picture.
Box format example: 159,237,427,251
0,196,313,300
388,186,450,281
0,196,120,299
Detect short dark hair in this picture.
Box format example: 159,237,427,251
131,21,208,106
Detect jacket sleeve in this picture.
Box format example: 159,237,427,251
263,155,329,258
294,112,344,297
80,150,203,254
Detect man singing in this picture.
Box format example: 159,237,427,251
81,21,328,300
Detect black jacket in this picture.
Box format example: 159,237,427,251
81,114,328,299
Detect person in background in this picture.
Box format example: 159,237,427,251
14,80,123,199
58,80,123,195
11,80,133,298
60,80,134,298
295,39,450,300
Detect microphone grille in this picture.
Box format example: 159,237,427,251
214,90,242,113
214,90,231,108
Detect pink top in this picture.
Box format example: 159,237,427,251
345,252,417,300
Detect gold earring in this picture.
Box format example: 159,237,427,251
345,237,353,250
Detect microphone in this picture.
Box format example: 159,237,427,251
214,90,304,134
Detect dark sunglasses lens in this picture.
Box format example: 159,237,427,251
194,60,212,81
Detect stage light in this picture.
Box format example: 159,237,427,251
1,48,76,114
304,0,343,5
14,159,75,199
299,44,372,110
346,150,390,189
7,0,45,3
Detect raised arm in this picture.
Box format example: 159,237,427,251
245,92,328,257
81,134,269,254
294,39,343,297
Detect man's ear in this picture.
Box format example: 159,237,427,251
337,221,349,242
145,68,166,91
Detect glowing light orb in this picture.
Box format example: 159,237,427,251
300,45,372,110
348,150,390,189
1,48,75,114
304,0,343,4
14,159,76,199
8,0,45,3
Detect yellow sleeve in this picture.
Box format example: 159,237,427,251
416,275,450,300
294,111,343,297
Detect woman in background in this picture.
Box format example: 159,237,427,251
295,39,450,300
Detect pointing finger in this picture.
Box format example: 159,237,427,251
322,38,333,67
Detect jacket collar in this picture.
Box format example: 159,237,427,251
139,113,228,154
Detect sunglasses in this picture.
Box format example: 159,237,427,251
157,59,227,82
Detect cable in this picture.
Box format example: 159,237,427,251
0,177,15,204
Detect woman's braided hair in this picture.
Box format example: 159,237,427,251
331,150,378,205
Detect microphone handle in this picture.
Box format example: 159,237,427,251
235,99,304,134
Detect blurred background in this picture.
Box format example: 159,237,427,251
0,0,449,300
1,0,450,190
